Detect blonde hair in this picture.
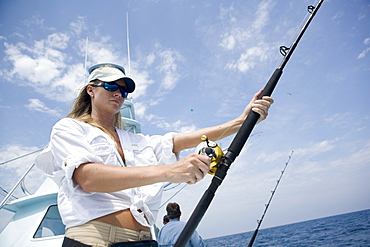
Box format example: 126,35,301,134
67,82,123,134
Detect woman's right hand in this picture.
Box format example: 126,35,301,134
73,154,210,193
165,154,210,184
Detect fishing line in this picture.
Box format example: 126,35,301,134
160,183,188,209
163,182,182,191
272,0,320,69
215,124,233,142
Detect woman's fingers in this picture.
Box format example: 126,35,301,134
168,154,210,184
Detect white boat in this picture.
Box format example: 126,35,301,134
0,100,143,246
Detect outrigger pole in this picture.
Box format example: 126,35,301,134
247,151,294,247
174,1,324,246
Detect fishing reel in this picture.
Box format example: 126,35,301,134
195,135,224,175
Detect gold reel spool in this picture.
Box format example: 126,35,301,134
195,135,224,175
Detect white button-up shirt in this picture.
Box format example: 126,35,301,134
36,118,179,229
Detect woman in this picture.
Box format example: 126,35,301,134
36,63,273,247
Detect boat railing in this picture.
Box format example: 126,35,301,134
21,178,32,196
0,187,17,201
0,162,36,210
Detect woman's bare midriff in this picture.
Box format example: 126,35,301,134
95,209,150,232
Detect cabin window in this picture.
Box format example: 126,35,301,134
33,205,65,238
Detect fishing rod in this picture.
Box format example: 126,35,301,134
247,151,294,247
174,1,324,246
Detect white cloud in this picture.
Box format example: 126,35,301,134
226,44,272,72
323,112,354,129
126,44,184,117
4,42,84,100
22,15,55,32
219,34,236,50
1,21,120,103
329,140,370,170
358,13,366,20
218,0,275,72
294,140,335,157
158,50,181,91
132,101,147,119
46,33,70,50
1,15,188,133
1,14,187,115
251,0,272,31
153,44,183,92
129,66,155,99
25,99,62,117
331,11,344,21
358,38,370,59
219,4,236,22
358,47,370,59
134,105,197,133
86,39,121,65
146,53,156,66
70,16,87,35
3,39,78,94
169,120,197,133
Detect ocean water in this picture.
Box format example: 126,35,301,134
204,209,370,246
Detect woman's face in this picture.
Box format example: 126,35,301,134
88,79,126,116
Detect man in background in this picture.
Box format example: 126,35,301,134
157,202,204,247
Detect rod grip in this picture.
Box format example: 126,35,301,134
227,68,282,156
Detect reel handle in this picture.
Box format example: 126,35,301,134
195,135,224,175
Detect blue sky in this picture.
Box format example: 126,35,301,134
0,0,369,240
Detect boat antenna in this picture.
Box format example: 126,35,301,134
126,12,131,76
84,36,89,82
174,1,324,246
247,151,294,247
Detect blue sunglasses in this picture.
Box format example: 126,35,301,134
92,82,129,98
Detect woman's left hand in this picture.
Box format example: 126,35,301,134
238,89,274,124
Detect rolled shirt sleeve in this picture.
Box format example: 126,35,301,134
149,132,180,165
35,118,182,229
36,118,105,190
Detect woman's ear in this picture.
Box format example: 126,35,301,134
86,85,94,98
